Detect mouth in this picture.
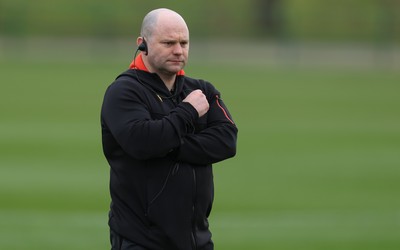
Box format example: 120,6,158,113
168,57,184,62
168,60,183,63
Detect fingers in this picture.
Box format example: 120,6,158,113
182,90,209,117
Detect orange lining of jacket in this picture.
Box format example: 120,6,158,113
129,53,185,76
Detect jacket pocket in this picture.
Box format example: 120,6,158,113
145,162,194,227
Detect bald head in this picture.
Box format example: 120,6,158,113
137,9,190,86
140,8,188,40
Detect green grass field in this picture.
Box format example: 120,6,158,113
1,52,400,249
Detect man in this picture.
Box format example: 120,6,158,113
101,8,238,250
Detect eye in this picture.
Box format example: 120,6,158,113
163,41,174,47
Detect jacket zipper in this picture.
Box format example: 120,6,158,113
171,93,198,249
191,167,197,250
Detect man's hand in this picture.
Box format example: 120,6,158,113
183,89,209,117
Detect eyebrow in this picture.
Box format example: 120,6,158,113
161,39,189,43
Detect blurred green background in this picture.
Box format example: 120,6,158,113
1,1,399,249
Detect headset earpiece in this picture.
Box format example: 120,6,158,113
138,39,148,55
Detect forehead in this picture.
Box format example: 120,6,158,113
152,16,189,40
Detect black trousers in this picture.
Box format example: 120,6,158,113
110,230,148,250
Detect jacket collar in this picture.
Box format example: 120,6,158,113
129,53,185,76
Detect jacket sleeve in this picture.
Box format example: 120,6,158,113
176,93,238,165
101,81,198,160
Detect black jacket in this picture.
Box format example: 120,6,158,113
101,69,238,250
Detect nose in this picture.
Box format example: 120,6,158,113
172,43,183,55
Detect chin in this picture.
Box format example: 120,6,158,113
169,66,184,73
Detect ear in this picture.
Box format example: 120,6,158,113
137,37,144,46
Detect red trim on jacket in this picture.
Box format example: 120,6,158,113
129,53,185,76
216,95,235,125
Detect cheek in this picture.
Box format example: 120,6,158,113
181,48,188,58
148,51,162,61
151,49,167,59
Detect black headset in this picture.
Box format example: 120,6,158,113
138,38,148,55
